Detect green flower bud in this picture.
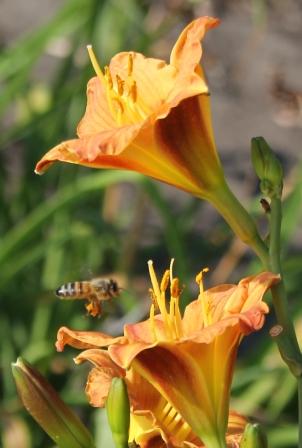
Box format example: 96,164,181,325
106,377,130,448
251,136,283,198
12,358,95,448
240,423,268,448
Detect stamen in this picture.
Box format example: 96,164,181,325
166,410,182,432
168,262,183,339
149,303,157,341
162,401,172,417
148,288,159,311
175,420,192,441
148,260,172,339
196,267,210,326
160,270,170,292
127,52,134,76
169,296,175,319
128,80,137,103
112,98,124,124
86,45,106,84
171,277,181,298
196,267,209,298
104,66,113,89
173,296,182,339
163,406,178,427
116,74,124,96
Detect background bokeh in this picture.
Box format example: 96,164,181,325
1,0,302,447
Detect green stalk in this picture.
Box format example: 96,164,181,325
299,377,302,448
205,181,269,266
268,197,300,353
206,180,302,445
268,196,302,447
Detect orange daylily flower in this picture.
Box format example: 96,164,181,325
35,17,269,256
56,261,279,448
35,17,226,198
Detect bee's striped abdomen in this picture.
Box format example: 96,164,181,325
56,281,92,299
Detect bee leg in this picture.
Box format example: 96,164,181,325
85,298,102,318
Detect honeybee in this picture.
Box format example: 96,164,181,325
56,278,120,317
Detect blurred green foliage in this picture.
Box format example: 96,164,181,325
1,0,302,447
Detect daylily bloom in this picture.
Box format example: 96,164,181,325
35,17,223,200
35,17,269,258
55,261,279,448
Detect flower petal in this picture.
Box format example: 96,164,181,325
167,16,220,107
170,17,220,72
55,326,124,352
77,77,116,137
182,272,280,333
109,52,177,116
154,95,225,193
75,349,125,407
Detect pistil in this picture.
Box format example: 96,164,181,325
86,45,106,84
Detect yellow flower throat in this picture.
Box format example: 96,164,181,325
87,45,148,125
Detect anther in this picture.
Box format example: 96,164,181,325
171,278,181,298
128,81,137,103
116,75,124,96
195,267,209,286
160,270,170,292
127,53,134,76
148,288,159,311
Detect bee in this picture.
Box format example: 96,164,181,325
56,278,120,317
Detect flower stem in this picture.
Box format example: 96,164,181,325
206,181,269,265
268,197,300,357
299,376,302,448
268,196,302,448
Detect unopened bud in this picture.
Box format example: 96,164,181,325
240,423,268,447
106,377,130,448
12,358,95,448
251,137,283,198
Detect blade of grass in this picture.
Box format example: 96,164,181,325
0,171,142,264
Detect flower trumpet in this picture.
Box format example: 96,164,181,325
35,17,222,199
35,17,269,258
55,261,279,447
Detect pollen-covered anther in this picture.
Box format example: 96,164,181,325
116,74,124,96
171,278,181,298
148,288,159,310
195,267,209,286
160,270,170,293
128,80,137,103
127,52,134,76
